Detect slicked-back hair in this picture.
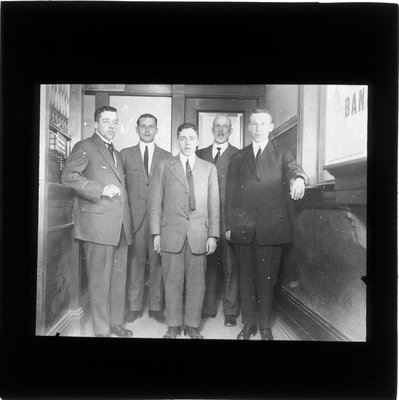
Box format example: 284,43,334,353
94,106,117,122
251,108,273,120
137,113,158,127
177,122,199,137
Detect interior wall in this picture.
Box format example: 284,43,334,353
269,84,367,341
265,84,298,128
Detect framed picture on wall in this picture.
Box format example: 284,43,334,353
197,111,244,150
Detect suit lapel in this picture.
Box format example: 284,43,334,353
203,145,214,163
244,144,260,180
150,145,161,177
131,144,148,178
92,134,124,183
169,156,188,189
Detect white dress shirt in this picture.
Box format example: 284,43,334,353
95,131,117,167
179,153,196,174
212,141,229,159
252,139,268,159
139,140,155,173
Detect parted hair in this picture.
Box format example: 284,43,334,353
137,113,158,127
94,106,117,122
251,108,273,120
177,122,199,137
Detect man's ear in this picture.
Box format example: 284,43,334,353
269,123,274,132
94,121,99,132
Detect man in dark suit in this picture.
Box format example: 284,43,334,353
120,114,171,324
149,123,220,339
61,106,133,337
225,108,309,340
197,115,240,327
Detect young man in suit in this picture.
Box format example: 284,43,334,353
149,123,220,339
120,114,171,325
225,108,309,340
62,106,133,337
196,115,240,327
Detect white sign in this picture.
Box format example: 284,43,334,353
324,85,368,165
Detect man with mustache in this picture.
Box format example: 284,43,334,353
196,115,240,327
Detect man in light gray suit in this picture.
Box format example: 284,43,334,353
120,114,171,324
149,123,220,339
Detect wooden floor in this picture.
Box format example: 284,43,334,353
82,299,298,340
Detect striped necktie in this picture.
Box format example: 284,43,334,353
186,159,196,212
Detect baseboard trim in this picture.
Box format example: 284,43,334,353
47,292,91,336
275,286,351,341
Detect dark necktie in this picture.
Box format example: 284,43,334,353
107,142,115,165
144,145,149,176
186,159,196,212
255,146,262,169
213,147,221,164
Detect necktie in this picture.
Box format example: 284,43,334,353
107,142,115,165
213,147,221,164
144,145,149,176
186,159,196,212
255,146,262,169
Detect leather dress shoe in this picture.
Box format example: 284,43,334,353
163,326,182,339
111,325,133,337
148,310,166,324
201,313,216,319
260,328,274,340
224,315,237,327
124,310,143,323
95,333,110,337
184,325,204,339
237,324,258,340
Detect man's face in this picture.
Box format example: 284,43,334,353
212,116,232,144
95,111,118,141
136,117,158,143
249,112,274,143
178,128,199,157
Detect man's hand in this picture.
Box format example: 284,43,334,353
102,184,121,199
206,237,217,255
290,177,305,200
225,230,231,241
153,235,161,254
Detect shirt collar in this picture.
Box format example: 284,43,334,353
139,140,155,152
213,141,228,153
179,152,196,167
95,131,112,145
252,138,268,153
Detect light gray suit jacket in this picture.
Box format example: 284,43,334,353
149,155,220,255
120,143,171,233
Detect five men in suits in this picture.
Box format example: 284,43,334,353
196,115,240,327
61,106,133,337
149,123,220,339
120,114,171,325
225,108,309,340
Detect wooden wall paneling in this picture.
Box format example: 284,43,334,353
184,84,262,98
37,85,50,335
171,85,185,155
95,92,109,109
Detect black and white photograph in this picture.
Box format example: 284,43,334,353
1,2,397,400
36,84,367,341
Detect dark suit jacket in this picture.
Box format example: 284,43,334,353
61,133,133,247
196,143,239,234
225,141,309,246
120,143,171,233
149,155,220,255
